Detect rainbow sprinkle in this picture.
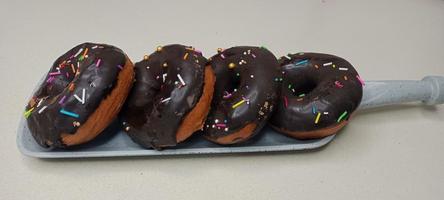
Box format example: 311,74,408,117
356,75,365,86
215,123,226,128
315,112,321,124
283,96,288,108
74,48,83,57
60,109,79,118
323,62,333,66
38,106,48,114
58,95,66,105
96,59,101,67
337,111,348,122
232,99,246,109
335,81,344,88
295,59,308,66
24,107,34,118
160,97,171,103
177,74,186,86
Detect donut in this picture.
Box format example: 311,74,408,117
269,52,363,139
202,46,281,145
121,44,215,149
24,42,135,148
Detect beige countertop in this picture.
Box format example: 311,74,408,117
1,0,443,199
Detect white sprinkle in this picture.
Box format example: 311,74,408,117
146,66,150,69
323,62,333,66
177,74,186,86
212,125,215,128
74,48,83,57
250,75,254,78
224,128,229,131
74,88,86,104
82,88,86,103
339,67,349,71
38,106,48,114
37,99,44,107
215,119,219,123
162,73,167,82
92,45,98,49
160,97,171,103
324,112,329,115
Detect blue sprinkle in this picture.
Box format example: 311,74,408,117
60,109,79,118
295,59,309,66
312,105,316,114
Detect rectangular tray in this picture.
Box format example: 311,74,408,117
18,77,437,158
17,119,335,158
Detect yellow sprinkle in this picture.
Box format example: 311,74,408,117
232,99,246,109
332,64,336,68
24,107,35,118
143,55,149,60
156,46,163,52
315,112,321,124
228,63,236,69
183,53,189,60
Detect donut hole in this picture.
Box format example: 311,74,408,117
226,72,241,93
291,79,317,97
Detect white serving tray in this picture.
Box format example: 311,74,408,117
17,76,444,158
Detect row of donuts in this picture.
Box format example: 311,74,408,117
24,43,363,149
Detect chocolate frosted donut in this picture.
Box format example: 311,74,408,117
121,44,215,149
24,42,134,148
202,46,281,145
270,52,363,139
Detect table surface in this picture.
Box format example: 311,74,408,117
1,0,443,199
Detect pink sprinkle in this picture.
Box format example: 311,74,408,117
220,54,225,59
335,81,344,88
215,123,226,127
284,96,288,108
356,75,365,86
252,54,256,58
96,59,101,67
46,76,55,83
66,72,69,78
117,65,123,70
223,91,232,99
58,95,66,104
49,72,61,76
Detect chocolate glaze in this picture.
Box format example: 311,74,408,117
270,52,363,133
121,44,207,149
202,46,281,144
25,43,127,148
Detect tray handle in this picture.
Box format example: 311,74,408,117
359,76,444,110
